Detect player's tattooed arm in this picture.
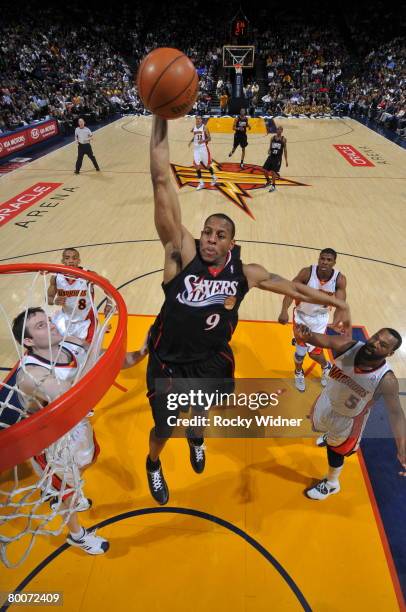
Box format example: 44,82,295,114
278,267,311,324
376,372,406,475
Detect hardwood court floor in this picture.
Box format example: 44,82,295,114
0,117,405,611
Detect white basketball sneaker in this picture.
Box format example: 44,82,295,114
67,528,109,554
316,433,328,447
305,478,340,500
196,181,204,190
294,370,306,392
211,175,217,186
321,363,332,387
50,495,92,513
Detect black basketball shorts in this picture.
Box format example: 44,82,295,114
146,348,235,438
233,131,248,149
263,155,282,173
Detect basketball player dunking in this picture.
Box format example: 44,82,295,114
228,108,251,168
294,324,406,499
145,115,351,506
188,116,217,190
278,248,347,392
262,126,288,192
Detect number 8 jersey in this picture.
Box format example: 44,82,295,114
149,243,249,363
52,272,95,341
322,341,391,417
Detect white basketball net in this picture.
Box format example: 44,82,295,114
0,267,117,568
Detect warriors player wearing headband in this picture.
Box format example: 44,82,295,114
188,116,217,191
294,324,406,500
12,307,146,554
228,108,251,168
145,115,351,506
278,249,347,392
48,248,112,342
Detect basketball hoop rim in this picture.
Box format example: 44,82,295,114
0,263,128,473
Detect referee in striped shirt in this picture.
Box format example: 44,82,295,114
74,118,100,174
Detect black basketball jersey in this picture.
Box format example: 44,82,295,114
270,136,284,160
235,116,248,132
149,242,249,363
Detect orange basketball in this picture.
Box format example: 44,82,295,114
136,47,199,119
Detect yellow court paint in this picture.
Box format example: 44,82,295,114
0,317,400,612
207,117,267,134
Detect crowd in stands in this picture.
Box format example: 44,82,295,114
0,7,144,135
255,25,347,117
0,2,404,140
334,38,405,137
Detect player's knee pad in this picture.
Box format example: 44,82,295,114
294,344,308,359
327,445,345,467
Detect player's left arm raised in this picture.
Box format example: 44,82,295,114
150,116,196,282
378,372,406,475
244,263,351,330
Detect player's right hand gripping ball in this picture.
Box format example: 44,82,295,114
136,47,199,120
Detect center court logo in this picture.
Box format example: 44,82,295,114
171,160,308,218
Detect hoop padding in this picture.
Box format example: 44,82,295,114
0,263,127,472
